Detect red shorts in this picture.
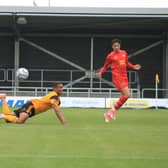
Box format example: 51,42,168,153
112,76,128,91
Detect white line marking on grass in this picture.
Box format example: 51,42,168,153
0,154,167,160
1,126,166,132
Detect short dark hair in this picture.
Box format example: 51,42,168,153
53,82,63,88
112,39,121,45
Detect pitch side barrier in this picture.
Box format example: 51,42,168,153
0,86,140,98
0,97,168,109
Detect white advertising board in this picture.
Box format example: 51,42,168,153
0,97,168,109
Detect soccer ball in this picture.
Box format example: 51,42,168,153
16,68,29,79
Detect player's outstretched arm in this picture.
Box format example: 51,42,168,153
96,56,111,78
52,105,66,125
96,72,102,78
127,61,141,70
133,64,141,70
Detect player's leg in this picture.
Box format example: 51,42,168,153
15,112,29,124
0,112,29,124
0,101,32,124
114,87,130,110
104,79,129,122
0,93,7,100
0,93,15,123
0,113,18,123
12,104,31,124
109,87,130,119
0,94,11,115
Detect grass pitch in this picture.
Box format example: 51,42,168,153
0,108,168,168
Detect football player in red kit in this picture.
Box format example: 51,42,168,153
97,39,141,122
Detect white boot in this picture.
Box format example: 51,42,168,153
0,114,4,119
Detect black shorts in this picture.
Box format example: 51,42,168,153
14,101,35,118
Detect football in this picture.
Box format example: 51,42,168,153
16,67,29,79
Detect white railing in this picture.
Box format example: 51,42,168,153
2,86,168,98
142,88,168,98
0,68,140,97
1,68,139,89
0,69,6,82
65,87,140,98
0,86,140,98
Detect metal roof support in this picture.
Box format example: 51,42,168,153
14,38,20,94
20,37,89,88
0,6,168,16
20,37,87,72
128,40,163,58
90,37,94,90
23,33,161,39
16,13,168,18
163,33,168,98
63,74,88,88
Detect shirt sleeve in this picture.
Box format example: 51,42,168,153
99,55,111,75
126,51,134,69
50,95,60,106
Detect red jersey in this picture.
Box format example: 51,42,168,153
100,50,134,78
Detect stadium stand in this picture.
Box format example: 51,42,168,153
0,6,167,98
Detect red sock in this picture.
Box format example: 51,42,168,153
114,95,128,110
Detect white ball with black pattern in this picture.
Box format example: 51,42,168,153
16,68,29,79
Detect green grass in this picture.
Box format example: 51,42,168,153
0,108,168,168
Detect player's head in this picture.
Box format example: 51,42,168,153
53,82,64,95
112,39,121,52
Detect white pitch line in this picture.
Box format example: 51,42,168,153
0,126,166,132
0,154,167,160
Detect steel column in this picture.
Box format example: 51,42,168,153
163,34,168,98
90,37,94,90
14,38,20,90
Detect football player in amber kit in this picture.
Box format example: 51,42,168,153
0,83,66,124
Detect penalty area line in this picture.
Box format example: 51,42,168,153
0,154,167,160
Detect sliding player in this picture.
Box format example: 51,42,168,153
97,39,141,122
0,83,66,124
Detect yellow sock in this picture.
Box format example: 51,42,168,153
2,100,11,115
3,114,18,123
